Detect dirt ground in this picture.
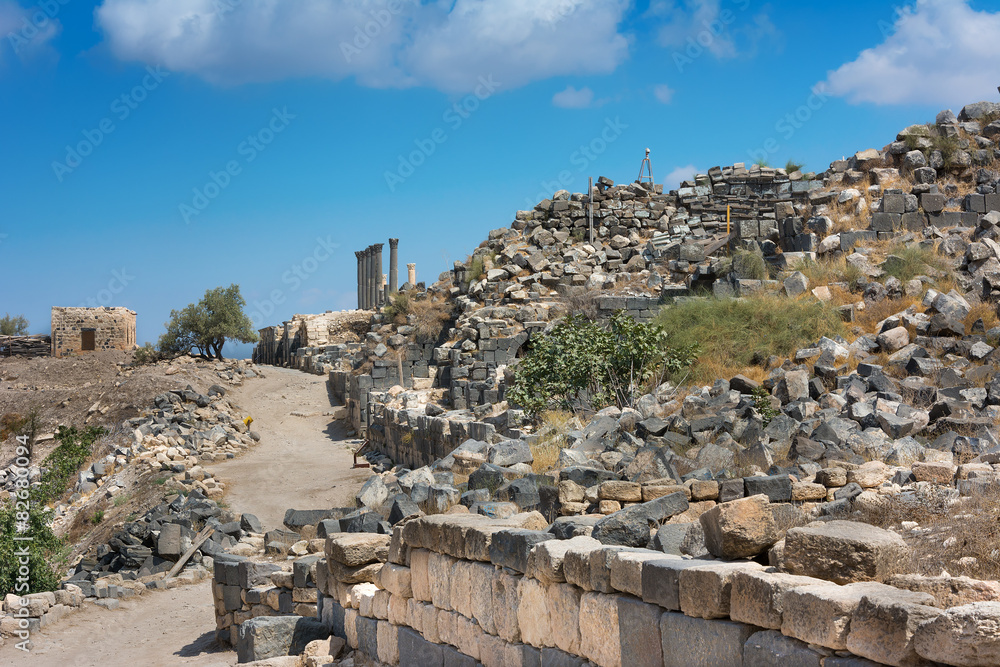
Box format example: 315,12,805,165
205,366,372,532
0,352,246,468
2,365,372,666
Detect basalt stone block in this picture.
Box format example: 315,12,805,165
236,616,330,663
284,509,339,531
661,612,757,667
743,475,792,503
559,465,617,488
489,529,555,573
591,492,689,547
398,626,444,667
238,561,282,589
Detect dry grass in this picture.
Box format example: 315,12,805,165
529,410,577,473
851,295,921,336
792,256,864,288
856,484,1000,581
385,292,453,342
965,302,999,333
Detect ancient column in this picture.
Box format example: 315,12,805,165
364,247,373,309
407,263,416,286
371,243,384,308
383,275,389,304
388,238,400,295
355,250,364,310
282,322,290,366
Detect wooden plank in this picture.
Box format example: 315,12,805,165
165,526,215,579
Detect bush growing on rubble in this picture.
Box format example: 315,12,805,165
508,312,697,415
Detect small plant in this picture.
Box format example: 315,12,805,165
113,493,130,507
467,256,486,282
754,158,770,168
132,342,164,366
154,476,168,485
91,510,104,524
34,425,106,506
785,160,805,174
751,386,779,426
0,500,67,596
881,243,948,283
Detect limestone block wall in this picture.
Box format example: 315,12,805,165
310,514,988,667
50,307,136,357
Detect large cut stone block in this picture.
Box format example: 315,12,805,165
618,596,664,667
783,520,909,584
742,630,823,667
236,616,330,663
678,561,766,619
409,549,432,602
489,529,555,574
845,588,939,667
660,612,757,667
580,592,622,667
526,535,600,584
640,556,710,611
429,551,457,610
491,569,522,643
914,601,1000,667
547,582,583,656
398,626,444,667
517,576,552,648
700,494,778,559
469,561,497,636
325,533,390,567
562,539,611,591
730,569,827,630
610,549,668,598
781,582,899,650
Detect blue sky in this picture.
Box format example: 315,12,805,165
2,0,999,358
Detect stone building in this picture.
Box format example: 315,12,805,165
50,307,136,358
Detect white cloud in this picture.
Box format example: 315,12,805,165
95,0,632,93
823,0,1000,106
652,83,674,104
0,0,62,64
552,85,595,108
647,0,778,61
664,164,700,191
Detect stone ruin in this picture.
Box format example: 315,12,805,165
49,306,136,358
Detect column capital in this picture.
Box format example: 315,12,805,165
372,242,384,252
388,238,399,249
355,250,364,259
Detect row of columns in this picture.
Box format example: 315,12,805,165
356,239,411,310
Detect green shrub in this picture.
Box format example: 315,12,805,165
91,510,104,524
34,425,105,506
719,249,768,281
785,160,805,174
655,295,845,383
752,386,779,426
383,291,411,323
0,500,66,596
508,312,697,415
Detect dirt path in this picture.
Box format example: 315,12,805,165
205,367,371,532
4,367,372,666
6,581,232,667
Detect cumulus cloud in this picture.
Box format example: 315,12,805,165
552,85,595,108
823,0,1000,106
0,0,62,64
663,164,700,191
652,83,674,104
95,0,632,93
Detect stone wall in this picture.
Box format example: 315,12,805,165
287,513,991,667
50,307,135,358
